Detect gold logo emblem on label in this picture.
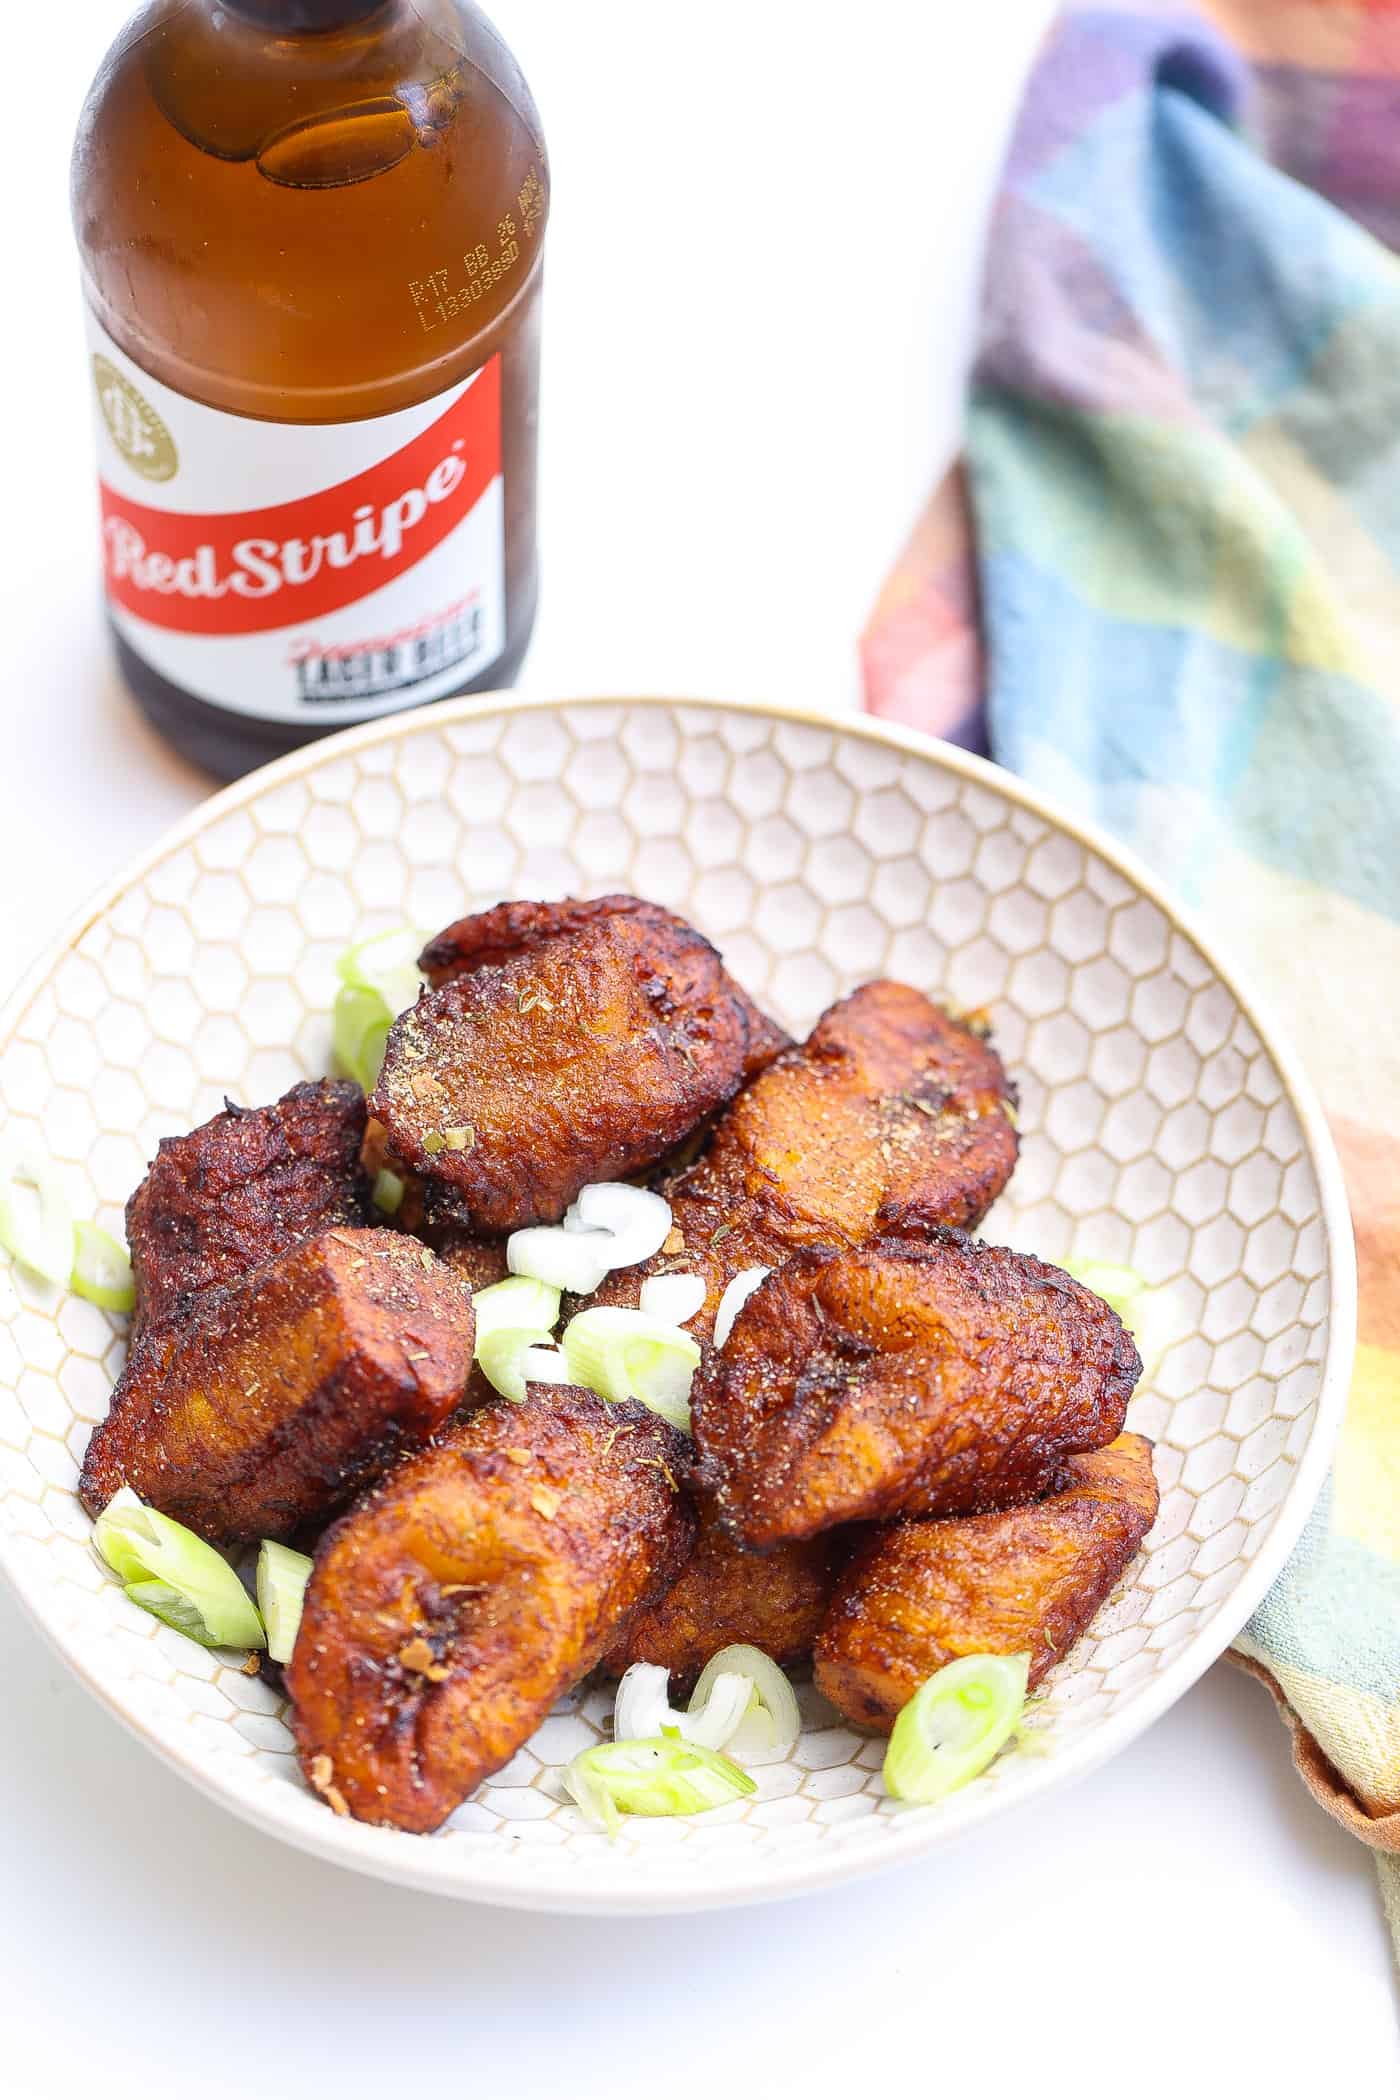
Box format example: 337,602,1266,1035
92,356,178,483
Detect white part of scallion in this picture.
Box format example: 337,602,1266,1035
638,1271,706,1326
883,1653,1029,1804
256,1540,314,1665
508,1184,682,1299
564,1737,756,1836
712,1266,772,1350
519,1344,572,1386
563,1183,672,1268
506,1224,614,1297
561,1306,700,1431
473,1274,563,1341
610,1662,675,1743
93,1488,265,1651
612,1662,753,1752
0,1143,75,1288
690,1644,800,1764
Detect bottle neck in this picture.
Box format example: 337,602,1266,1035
222,1,388,28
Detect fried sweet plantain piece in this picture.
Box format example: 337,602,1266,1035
814,1434,1159,1730
369,895,788,1234
594,980,1019,1340
286,1389,694,1831
80,1228,475,1544
601,1492,847,1690
431,1230,511,1293
693,1235,1141,1548
125,1080,370,1335
417,893,789,1082
361,1119,514,1306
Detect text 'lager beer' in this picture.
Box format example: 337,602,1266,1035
73,1,548,777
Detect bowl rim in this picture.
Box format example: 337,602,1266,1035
0,690,1357,1913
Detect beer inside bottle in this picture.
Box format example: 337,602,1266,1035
72,0,548,779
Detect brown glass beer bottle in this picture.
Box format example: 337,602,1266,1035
72,1,548,779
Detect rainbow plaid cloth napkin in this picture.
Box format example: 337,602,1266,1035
863,1,1400,1939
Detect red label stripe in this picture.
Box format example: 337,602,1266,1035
98,357,501,637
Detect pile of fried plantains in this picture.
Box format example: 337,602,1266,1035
80,894,1157,1832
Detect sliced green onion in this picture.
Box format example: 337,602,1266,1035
712,1266,771,1349
563,1182,672,1267
257,1540,314,1665
612,1661,752,1751
333,983,393,1093
92,1489,160,1583
611,1662,681,1743
506,1223,614,1296
691,1643,800,1764
561,1306,700,1431
122,1580,231,1648
508,1184,678,1297
93,1486,265,1650
331,928,427,1093
477,1325,560,1403
371,1168,405,1217
1059,1256,1176,1382
0,1146,75,1287
0,1147,138,1314
473,1274,563,1341
520,1344,572,1386
564,1737,756,1836
472,1276,566,1399
562,1755,623,1838
336,926,427,1017
638,1272,706,1325
71,1221,136,1313
883,1653,1029,1805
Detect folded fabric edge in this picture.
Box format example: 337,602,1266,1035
1229,1650,1400,1854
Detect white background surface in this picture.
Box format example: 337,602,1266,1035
1,3,1396,2092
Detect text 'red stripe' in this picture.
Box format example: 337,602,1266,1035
99,356,501,637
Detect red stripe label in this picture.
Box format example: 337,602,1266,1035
98,357,501,636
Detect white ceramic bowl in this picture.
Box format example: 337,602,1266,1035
0,695,1353,1912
